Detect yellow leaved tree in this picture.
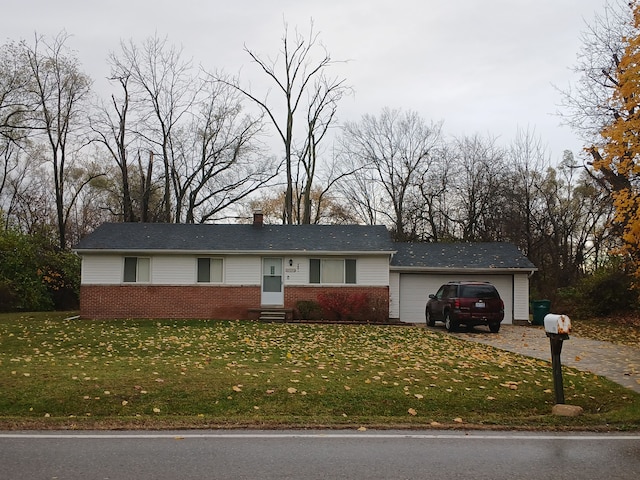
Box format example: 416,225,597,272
592,1,640,286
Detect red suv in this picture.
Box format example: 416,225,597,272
425,281,504,332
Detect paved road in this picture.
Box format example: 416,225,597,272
430,324,640,393
1,430,639,480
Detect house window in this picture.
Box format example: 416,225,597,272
310,259,356,284
197,258,223,283
123,257,150,283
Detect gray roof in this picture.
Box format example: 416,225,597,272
74,223,395,254
391,242,536,271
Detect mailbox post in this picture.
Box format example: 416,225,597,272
543,314,572,405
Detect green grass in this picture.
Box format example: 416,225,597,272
1,312,639,430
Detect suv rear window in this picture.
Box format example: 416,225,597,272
459,284,499,298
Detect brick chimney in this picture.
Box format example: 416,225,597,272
253,210,263,227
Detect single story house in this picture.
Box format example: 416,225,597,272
74,214,537,324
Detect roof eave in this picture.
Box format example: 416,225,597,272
390,266,538,273
74,248,396,256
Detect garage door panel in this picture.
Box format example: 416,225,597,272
399,274,513,324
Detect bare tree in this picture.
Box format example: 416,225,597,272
90,68,137,222
170,78,278,223
113,35,197,223
339,108,443,241
557,0,633,143
216,21,349,224
21,32,94,248
502,128,550,253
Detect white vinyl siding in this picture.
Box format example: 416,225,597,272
80,255,122,284
356,256,389,285
513,273,531,323
152,256,195,284
389,271,400,319
306,256,389,286
225,256,260,284
80,253,390,288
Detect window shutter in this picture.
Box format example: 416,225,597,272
345,259,356,284
310,259,320,284
123,257,137,282
197,258,210,283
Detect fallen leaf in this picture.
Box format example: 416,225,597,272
287,387,297,394
408,408,417,416
358,426,367,431
575,356,581,361
232,385,242,392
453,417,463,423
414,394,424,399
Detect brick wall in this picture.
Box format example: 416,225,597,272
80,285,261,319
284,285,389,320
80,284,389,320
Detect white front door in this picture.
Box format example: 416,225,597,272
261,257,284,306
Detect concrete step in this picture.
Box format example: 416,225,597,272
259,310,287,322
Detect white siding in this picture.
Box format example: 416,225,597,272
284,256,308,285
283,255,390,286
225,256,260,284
152,256,196,284
396,273,516,325
513,273,531,323
389,271,400,319
357,256,390,285
81,254,122,284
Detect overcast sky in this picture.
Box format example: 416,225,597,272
6,0,609,162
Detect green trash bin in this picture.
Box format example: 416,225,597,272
531,300,551,325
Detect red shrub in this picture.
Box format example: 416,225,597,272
317,292,369,321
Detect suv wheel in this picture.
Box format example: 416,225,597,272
444,312,458,332
426,308,435,327
489,322,501,333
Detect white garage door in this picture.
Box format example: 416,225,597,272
398,273,514,324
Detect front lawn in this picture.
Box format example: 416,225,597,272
0,312,638,430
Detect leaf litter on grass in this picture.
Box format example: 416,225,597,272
0,313,638,428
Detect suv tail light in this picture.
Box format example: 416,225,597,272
454,298,460,309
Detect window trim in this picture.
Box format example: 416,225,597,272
123,256,150,283
196,257,224,284
309,258,356,285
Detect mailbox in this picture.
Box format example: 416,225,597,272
544,313,571,336
543,313,571,404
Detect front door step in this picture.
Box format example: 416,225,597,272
248,307,293,322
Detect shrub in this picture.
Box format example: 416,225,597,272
0,229,80,311
295,300,322,320
317,292,369,321
556,264,639,317
0,279,18,312
362,294,390,323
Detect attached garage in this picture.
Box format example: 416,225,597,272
389,243,537,325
